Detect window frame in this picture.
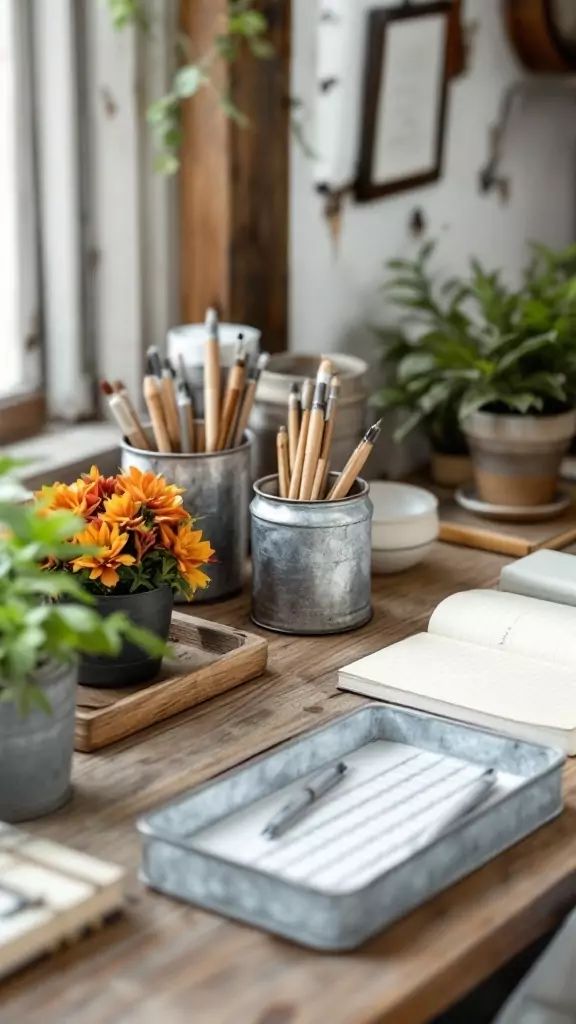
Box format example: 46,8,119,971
0,0,43,443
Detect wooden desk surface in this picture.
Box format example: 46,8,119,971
3,542,576,1024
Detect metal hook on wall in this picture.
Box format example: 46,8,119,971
479,77,576,201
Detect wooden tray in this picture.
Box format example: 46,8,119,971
408,475,576,557
75,612,268,752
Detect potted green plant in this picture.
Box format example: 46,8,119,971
0,459,166,823
37,465,214,686
374,244,472,486
375,243,576,505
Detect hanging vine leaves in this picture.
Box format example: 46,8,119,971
107,0,277,174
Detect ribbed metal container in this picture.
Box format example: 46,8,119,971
121,428,253,602
251,474,372,635
249,353,368,482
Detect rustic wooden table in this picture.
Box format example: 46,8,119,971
3,542,576,1024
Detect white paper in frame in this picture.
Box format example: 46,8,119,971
356,2,451,201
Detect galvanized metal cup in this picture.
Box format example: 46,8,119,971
121,427,253,603
250,474,373,635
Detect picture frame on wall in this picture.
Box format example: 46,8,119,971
356,2,452,202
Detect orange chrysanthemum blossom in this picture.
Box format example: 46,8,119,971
71,521,136,589
134,525,157,562
101,491,144,531
36,479,101,520
82,465,117,502
159,523,213,592
118,466,188,525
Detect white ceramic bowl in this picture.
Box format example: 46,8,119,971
369,482,439,574
372,541,436,575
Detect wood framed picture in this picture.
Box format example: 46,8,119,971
356,2,452,202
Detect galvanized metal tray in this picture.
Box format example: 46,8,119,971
138,706,564,951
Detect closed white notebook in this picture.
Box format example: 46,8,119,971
338,590,576,754
500,549,576,607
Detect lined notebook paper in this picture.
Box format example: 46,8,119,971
194,741,521,895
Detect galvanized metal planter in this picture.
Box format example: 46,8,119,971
250,474,372,635
138,705,564,951
121,428,253,602
0,661,77,822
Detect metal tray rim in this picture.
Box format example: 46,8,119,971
138,704,565,901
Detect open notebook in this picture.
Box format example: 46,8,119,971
339,590,576,754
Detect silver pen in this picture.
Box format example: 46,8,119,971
423,768,496,845
262,762,348,840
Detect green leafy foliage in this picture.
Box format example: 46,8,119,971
0,463,167,716
374,242,576,450
110,0,276,174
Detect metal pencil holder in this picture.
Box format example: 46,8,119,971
121,426,253,603
250,474,373,635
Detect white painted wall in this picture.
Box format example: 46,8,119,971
290,0,576,365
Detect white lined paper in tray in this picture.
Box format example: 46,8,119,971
194,740,522,894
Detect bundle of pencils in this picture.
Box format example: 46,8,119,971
276,360,381,502
101,308,269,455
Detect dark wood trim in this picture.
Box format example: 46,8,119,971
505,0,576,73
179,0,290,353
355,2,451,203
0,393,46,445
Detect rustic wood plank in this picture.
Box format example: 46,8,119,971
410,474,576,557
5,542,574,1024
75,613,268,752
179,0,290,353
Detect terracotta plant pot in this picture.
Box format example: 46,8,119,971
79,586,173,688
463,409,576,506
430,452,472,488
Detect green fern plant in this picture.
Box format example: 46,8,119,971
374,242,576,449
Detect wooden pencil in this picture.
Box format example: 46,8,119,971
204,308,221,453
288,378,314,500
161,360,181,451
177,384,195,453
217,335,246,450
112,380,150,450
287,383,300,472
233,352,269,447
143,375,172,452
277,426,290,498
311,374,340,500
327,420,382,501
299,360,332,500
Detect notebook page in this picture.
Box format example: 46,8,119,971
430,590,576,670
193,741,521,895
339,632,576,741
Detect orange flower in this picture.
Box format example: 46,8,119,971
36,479,101,520
159,523,213,592
101,491,144,530
82,465,117,502
70,520,136,589
134,525,157,562
118,466,188,524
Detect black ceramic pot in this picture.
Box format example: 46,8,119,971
79,586,173,688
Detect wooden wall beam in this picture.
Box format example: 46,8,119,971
179,0,290,353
